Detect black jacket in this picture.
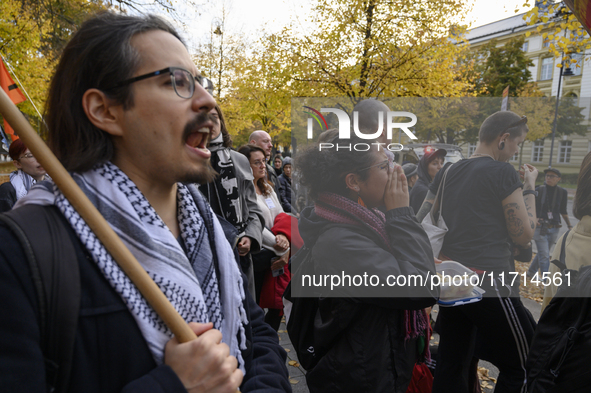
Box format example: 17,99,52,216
409,155,433,214
0,207,290,393
277,174,293,212
0,182,16,213
535,184,568,225
267,164,292,213
298,206,437,393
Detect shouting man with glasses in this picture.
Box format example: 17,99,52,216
0,138,49,212
0,13,289,393
527,167,573,277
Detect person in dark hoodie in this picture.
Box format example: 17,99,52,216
277,156,294,213
402,163,418,192
294,135,438,393
409,149,446,214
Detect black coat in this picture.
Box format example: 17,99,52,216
298,206,438,393
0,209,290,392
277,174,293,212
0,182,16,213
267,164,292,213
409,154,434,214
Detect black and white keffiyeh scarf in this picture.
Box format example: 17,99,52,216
16,162,248,371
10,169,37,200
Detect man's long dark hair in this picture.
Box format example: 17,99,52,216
214,105,233,148
45,12,183,172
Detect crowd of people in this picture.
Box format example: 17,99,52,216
1,10,591,393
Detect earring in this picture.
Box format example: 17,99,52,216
499,141,505,150
352,187,365,206
357,195,366,207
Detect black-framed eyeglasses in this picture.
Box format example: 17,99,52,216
500,116,528,134
358,156,394,172
108,67,215,98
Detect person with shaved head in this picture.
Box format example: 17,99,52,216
352,99,391,145
352,99,396,167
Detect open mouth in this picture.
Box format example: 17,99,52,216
186,127,210,149
185,126,212,159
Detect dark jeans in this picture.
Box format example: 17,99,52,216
432,280,535,393
252,249,283,332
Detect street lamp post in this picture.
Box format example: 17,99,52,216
213,25,223,98
548,63,574,168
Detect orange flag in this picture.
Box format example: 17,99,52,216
0,58,26,140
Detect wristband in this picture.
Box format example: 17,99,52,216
523,190,538,197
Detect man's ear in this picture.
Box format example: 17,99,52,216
82,88,124,137
500,132,511,143
345,173,361,193
13,159,22,170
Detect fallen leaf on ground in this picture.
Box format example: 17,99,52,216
515,255,544,303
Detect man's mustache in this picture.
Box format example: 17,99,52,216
182,111,215,140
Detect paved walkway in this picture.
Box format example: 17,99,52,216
279,296,542,392
278,320,308,392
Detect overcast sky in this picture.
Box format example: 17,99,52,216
134,0,529,52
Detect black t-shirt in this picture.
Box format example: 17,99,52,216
429,157,523,273
535,185,568,225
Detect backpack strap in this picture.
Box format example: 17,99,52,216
429,163,453,222
550,229,570,271
0,205,80,393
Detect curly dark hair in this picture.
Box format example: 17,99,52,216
296,135,380,200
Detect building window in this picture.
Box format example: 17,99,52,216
468,143,477,156
543,37,550,48
522,41,529,52
558,140,572,164
541,57,554,80
511,151,519,162
532,140,544,163
570,54,583,76
564,92,579,106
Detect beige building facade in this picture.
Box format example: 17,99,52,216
465,5,591,176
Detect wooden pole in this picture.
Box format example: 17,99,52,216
0,88,197,343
